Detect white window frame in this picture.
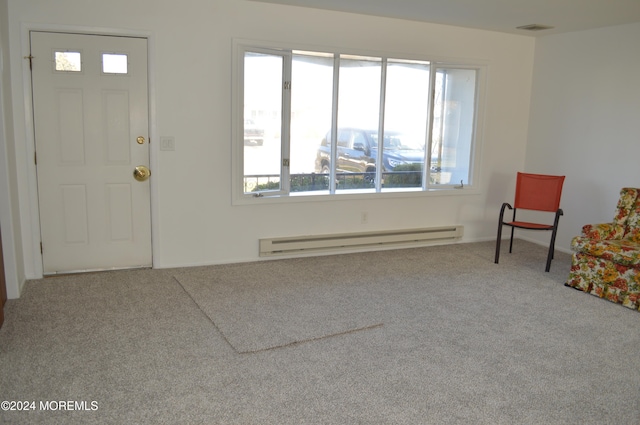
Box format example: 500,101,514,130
237,47,291,197
232,39,487,205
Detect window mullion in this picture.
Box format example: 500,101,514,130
329,54,340,194
436,70,447,176
425,63,438,189
421,63,433,189
281,52,292,193
376,58,387,192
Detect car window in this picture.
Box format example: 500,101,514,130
337,130,351,148
320,133,329,147
384,135,400,148
378,133,423,151
352,131,366,149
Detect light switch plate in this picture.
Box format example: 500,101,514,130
160,136,175,151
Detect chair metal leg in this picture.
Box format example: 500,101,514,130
508,227,515,253
495,225,503,264
545,209,564,272
546,229,559,272
545,245,554,272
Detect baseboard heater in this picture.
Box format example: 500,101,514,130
259,225,464,257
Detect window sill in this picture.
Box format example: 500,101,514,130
232,186,480,206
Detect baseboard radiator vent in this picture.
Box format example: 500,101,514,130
259,225,464,257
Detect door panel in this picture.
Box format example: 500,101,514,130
61,185,89,244
31,32,151,274
104,90,131,163
106,184,134,241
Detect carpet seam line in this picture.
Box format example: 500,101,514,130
172,275,241,353
236,323,385,355
172,275,384,355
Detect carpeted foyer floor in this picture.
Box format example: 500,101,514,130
1,240,639,424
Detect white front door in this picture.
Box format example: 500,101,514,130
31,32,152,274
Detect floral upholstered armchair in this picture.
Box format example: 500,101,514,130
566,188,640,311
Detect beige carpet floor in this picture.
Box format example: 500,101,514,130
174,261,385,353
1,240,639,424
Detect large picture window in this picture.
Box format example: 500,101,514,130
237,43,483,199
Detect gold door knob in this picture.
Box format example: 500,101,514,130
133,165,151,181
136,136,146,144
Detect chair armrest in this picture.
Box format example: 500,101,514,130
581,223,624,240
498,202,513,222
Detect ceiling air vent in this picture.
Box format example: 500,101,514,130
517,24,554,31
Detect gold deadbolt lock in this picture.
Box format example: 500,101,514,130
133,165,151,182
136,136,146,144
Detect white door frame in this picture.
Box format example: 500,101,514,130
0,52,21,299
19,23,159,280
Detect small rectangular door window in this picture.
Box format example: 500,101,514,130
102,53,128,74
55,51,82,72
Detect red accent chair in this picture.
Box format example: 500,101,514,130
495,172,566,272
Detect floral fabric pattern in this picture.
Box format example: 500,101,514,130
614,188,637,226
566,188,640,311
567,253,640,310
570,237,640,267
581,223,625,241
623,199,640,243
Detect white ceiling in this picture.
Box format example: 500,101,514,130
250,0,640,36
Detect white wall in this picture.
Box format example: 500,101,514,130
0,0,25,299
2,0,536,294
525,22,640,250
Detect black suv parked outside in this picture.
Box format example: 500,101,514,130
314,128,425,175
